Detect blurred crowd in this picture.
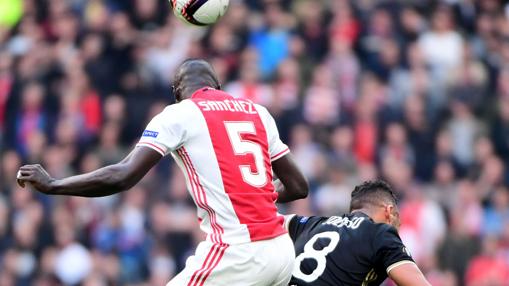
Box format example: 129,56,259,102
3,0,509,285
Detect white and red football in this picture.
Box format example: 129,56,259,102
170,0,230,26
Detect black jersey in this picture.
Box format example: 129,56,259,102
288,212,414,286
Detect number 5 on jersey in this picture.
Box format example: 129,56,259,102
224,121,268,187
293,232,341,283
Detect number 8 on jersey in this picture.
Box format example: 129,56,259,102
293,232,341,283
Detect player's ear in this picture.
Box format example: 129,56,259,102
385,204,400,229
384,204,393,223
173,84,182,102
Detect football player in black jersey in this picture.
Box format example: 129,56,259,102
285,180,431,286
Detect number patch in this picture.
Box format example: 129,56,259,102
293,231,340,282
224,121,268,187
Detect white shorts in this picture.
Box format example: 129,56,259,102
167,233,295,286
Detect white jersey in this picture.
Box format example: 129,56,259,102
137,87,290,245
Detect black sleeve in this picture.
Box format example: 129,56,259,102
372,225,414,272
287,215,324,241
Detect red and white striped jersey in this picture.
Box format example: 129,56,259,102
137,87,290,245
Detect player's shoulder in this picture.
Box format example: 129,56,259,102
167,99,196,111
369,222,403,248
356,218,397,237
158,100,199,117
252,103,275,122
147,101,201,131
371,222,398,236
252,102,266,114
287,215,328,238
291,215,328,228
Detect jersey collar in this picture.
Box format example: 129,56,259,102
350,211,374,222
191,86,216,99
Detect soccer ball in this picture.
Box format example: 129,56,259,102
170,0,230,26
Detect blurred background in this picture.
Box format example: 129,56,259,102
2,0,509,285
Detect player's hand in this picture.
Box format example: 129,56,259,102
16,164,56,194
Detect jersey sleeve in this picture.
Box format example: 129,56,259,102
256,105,290,161
136,104,187,156
372,225,415,274
287,215,324,241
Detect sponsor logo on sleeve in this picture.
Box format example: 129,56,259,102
299,217,310,224
142,130,159,138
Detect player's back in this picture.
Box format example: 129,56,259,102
138,87,290,245
288,212,413,286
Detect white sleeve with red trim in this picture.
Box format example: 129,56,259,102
255,104,290,161
136,103,187,156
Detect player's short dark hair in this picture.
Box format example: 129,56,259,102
175,59,221,89
349,180,397,211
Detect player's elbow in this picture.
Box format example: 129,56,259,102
292,178,309,199
295,188,308,200
300,182,309,199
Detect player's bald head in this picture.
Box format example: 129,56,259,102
173,59,221,102
349,180,397,212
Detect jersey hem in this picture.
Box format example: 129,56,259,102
386,260,416,274
250,229,288,243
204,229,288,245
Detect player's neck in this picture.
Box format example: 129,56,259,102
351,208,381,223
180,85,213,100
180,88,199,100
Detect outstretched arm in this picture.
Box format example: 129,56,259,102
272,153,309,203
17,147,162,197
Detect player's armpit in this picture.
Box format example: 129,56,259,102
388,261,431,286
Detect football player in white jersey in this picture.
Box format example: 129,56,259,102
17,59,309,286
